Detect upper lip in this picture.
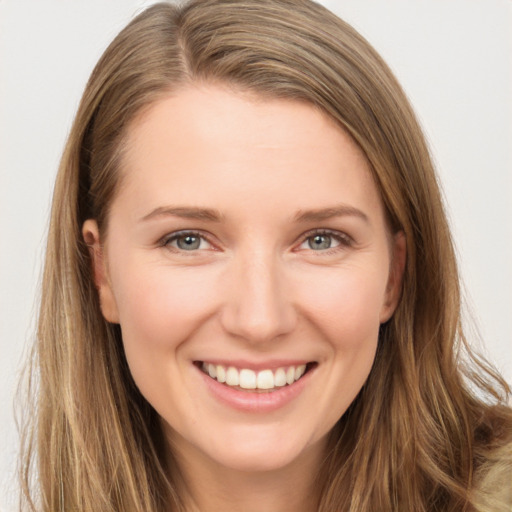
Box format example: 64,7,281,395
195,359,315,371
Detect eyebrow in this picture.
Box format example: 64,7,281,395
293,205,369,224
140,206,223,223
139,204,369,224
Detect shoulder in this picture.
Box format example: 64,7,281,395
473,434,512,511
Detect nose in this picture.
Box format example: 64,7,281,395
220,251,297,344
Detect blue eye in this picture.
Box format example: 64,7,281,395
175,234,201,250
163,231,211,251
307,234,338,250
298,230,351,252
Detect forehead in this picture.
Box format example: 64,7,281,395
114,84,384,224
124,85,360,159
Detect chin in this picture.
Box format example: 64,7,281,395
199,425,325,474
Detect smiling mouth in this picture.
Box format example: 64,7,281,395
196,361,316,392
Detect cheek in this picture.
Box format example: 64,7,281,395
298,268,385,426
110,262,220,356
297,264,388,345
109,262,222,419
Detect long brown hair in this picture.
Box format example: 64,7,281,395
20,1,511,510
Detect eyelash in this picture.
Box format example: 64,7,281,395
297,229,354,254
158,229,354,254
159,230,215,253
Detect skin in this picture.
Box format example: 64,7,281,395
83,84,405,512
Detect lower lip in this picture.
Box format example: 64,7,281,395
196,365,314,413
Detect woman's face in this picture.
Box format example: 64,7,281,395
84,85,405,474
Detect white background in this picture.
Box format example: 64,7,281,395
1,1,511,510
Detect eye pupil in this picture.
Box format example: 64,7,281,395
308,234,331,250
177,235,201,250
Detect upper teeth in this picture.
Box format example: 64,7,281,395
201,363,307,390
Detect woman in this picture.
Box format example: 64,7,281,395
20,0,512,510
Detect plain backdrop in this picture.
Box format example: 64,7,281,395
1,1,511,509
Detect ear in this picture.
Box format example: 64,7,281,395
82,219,120,323
379,230,406,323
